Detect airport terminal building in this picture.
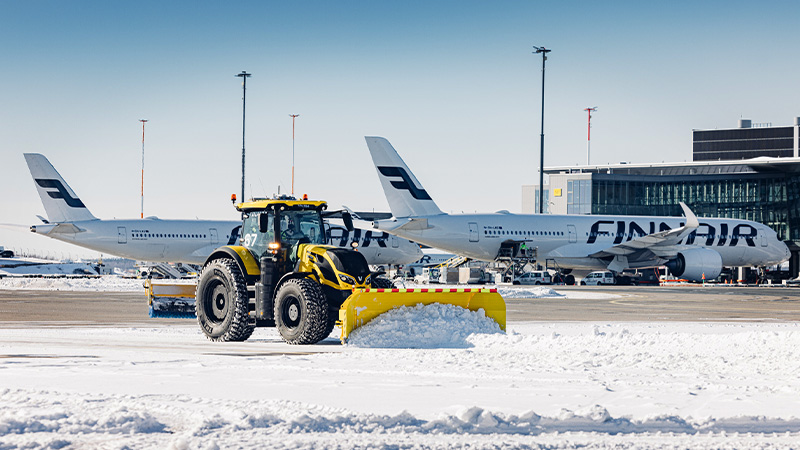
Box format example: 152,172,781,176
524,118,800,277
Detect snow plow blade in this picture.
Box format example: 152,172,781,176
338,288,506,342
145,280,197,319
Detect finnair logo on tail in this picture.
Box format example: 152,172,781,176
377,166,432,200
35,179,86,208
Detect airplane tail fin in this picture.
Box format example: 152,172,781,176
365,137,444,218
23,153,97,223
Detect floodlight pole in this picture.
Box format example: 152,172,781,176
533,46,551,214
290,114,300,195
236,71,251,206
584,107,597,165
139,119,148,218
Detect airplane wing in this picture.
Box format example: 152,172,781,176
588,202,699,271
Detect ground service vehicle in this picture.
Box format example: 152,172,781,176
580,271,617,286
513,271,552,285
168,196,506,345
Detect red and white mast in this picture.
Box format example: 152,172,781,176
289,114,300,195
139,119,148,218
584,107,597,165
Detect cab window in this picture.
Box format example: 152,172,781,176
279,210,324,246
241,212,274,260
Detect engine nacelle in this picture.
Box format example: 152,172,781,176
665,248,722,281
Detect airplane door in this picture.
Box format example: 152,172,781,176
209,228,219,245
392,236,399,248
469,222,479,242
760,229,768,247
117,227,127,244
568,225,577,243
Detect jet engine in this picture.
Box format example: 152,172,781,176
665,248,723,281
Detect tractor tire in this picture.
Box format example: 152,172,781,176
274,278,331,345
196,259,255,342
565,274,576,285
371,277,394,289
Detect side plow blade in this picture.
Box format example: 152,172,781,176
338,288,506,342
145,280,197,319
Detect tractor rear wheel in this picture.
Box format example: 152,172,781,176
274,278,330,345
196,259,254,342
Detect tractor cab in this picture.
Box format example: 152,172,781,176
239,198,328,270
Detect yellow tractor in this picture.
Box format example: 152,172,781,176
191,196,505,345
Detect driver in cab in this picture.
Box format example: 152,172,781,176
281,220,307,243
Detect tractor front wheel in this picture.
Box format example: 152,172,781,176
274,278,331,345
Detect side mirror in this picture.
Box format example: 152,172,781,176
342,212,354,232
259,213,270,233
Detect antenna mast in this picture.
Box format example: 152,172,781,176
290,114,300,195
236,71,251,205
139,119,148,218
584,107,597,165
533,45,551,214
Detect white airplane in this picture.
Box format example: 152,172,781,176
364,137,791,281
24,153,422,266
325,219,422,265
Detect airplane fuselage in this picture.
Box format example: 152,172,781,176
32,219,240,264
32,219,422,266
376,212,790,270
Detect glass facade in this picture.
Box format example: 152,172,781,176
590,173,800,241
567,179,592,214
693,127,795,161
534,188,549,214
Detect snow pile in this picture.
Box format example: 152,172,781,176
0,275,143,292
2,390,800,449
0,262,97,276
497,285,564,299
346,303,503,348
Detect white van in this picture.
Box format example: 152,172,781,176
580,271,616,286
513,271,552,285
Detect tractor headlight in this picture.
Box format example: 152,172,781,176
365,274,371,284
268,242,281,254
338,274,356,285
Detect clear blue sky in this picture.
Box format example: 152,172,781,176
2,0,799,259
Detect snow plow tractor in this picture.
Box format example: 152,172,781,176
152,196,506,345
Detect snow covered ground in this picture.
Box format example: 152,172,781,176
0,256,99,276
0,275,602,299
1,277,799,449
